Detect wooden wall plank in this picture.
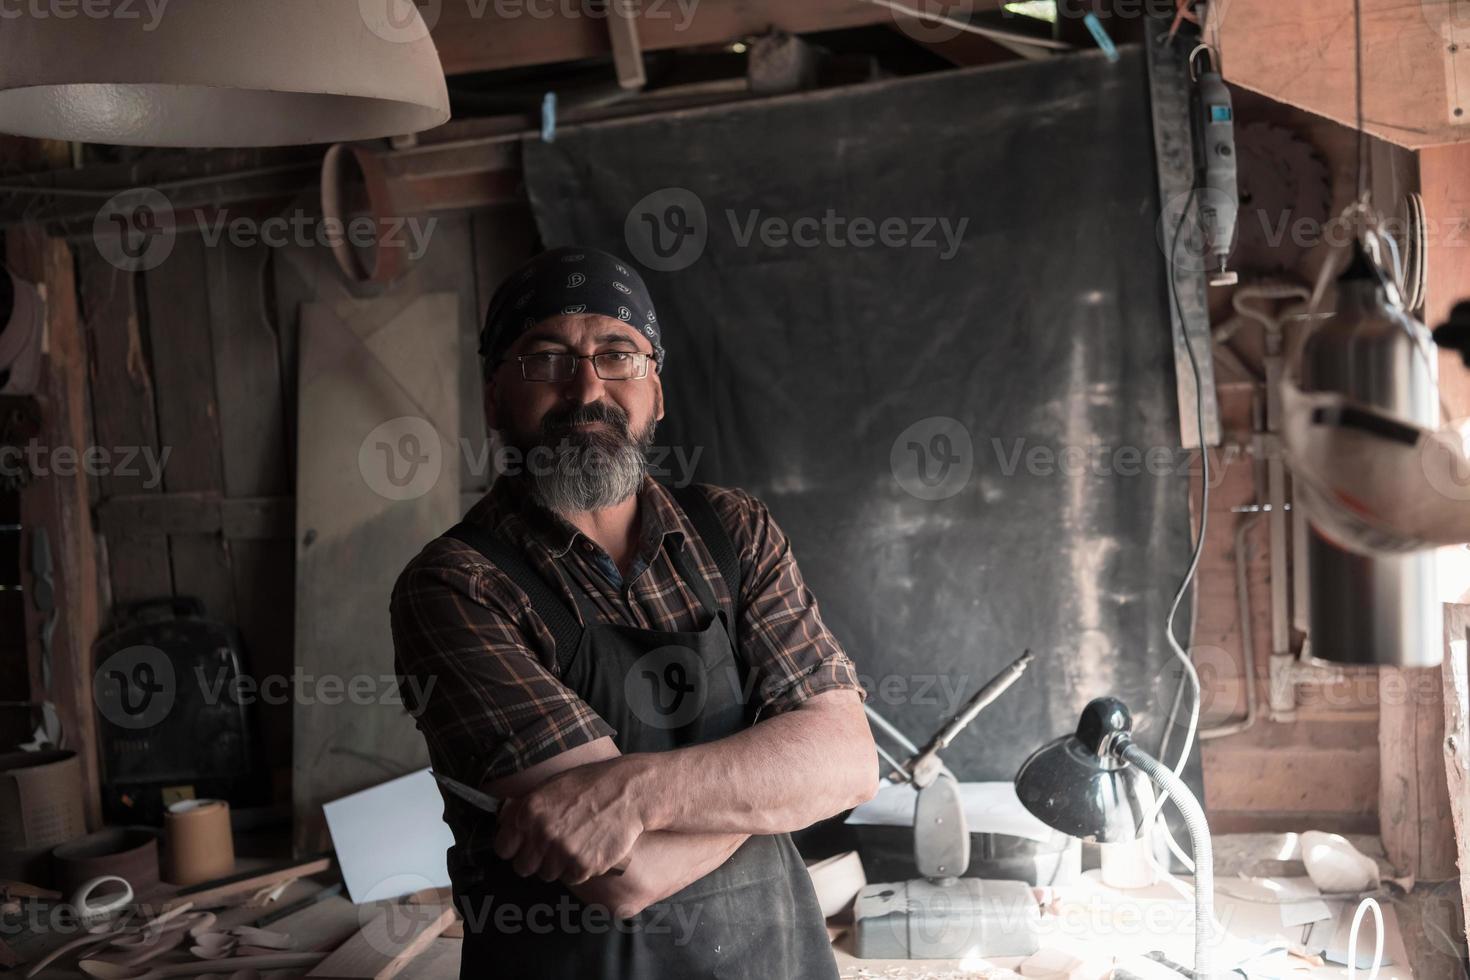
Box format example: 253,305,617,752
204,241,295,802
96,492,291,539
1442,605,1469,949
76,251,172,608
142,234,237,624
1381,662,1459,878
292,293,461,853
467,206,539,497
430,0,892,77
7,226,103,827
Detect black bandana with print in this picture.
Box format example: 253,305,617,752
479,246,665,375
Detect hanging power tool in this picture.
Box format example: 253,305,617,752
1193,58,1239,286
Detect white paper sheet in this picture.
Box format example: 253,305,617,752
844,780,1056,843
322,767,455,903
1221,875,1334,929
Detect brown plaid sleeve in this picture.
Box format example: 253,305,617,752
390,542,615,786
702,486,866,717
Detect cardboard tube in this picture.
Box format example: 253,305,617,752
162,800,234,887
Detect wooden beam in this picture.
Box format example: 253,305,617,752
888,23,1029,68
607,0,647,89
1210,0,1470,150
1379,658,1459,878
429,0,892,75
1418,144,1470,953
1443,604,1469,947
6,226,103,829
1421,143,1470,607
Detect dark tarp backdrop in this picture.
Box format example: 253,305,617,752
521,47,1206,821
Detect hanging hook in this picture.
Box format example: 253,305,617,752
1188,42,1217,80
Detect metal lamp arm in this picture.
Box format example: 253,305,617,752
1117,740,1215,980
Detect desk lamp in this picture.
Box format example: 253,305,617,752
1014,698,1215,980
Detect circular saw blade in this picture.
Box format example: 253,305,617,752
1234,122,1332,275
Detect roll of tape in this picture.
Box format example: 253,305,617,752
162,799,235,887
71,875,132,925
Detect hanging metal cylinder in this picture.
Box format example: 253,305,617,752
1299,256,1443,667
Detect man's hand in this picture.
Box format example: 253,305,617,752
493,757,644,885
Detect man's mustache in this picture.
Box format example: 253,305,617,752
540,402,632,440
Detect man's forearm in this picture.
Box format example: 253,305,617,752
573,830,748,917
626,690,877,837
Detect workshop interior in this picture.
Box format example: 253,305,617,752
1,0,1470,978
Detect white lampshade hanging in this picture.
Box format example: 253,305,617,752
0,0,451,147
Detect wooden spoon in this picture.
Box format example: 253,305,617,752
90,928,189,968
189,932,237,959
22,921,128,978
229,926,291,949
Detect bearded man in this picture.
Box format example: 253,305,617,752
391,245,876,980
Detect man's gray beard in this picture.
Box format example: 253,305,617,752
523,422,655,514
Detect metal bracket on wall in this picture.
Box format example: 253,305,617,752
1147,14,1222,449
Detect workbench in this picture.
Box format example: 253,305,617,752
6,835,1422,979
831,834,1418,980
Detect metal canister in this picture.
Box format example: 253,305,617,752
1300,259,1442,666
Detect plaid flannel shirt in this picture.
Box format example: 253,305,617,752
390,475,864,789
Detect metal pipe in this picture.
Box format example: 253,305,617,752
863,705,921,756
874,741,911,783
917,650,1034,757
1201,513,1261,740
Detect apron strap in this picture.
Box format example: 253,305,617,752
665,483,742,621
443,522,584,676
666,538,723,624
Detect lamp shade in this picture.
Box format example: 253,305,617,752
1014,698,1154,843
0,0,450,147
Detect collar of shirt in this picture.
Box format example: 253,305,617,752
464,472,690,566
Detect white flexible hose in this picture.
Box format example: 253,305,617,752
1121,742,1215,980
1347,896,1384,980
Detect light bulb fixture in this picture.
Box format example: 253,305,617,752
1015,698,1216,980
0,0,450,147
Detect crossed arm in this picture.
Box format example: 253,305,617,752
393,486,879,917
488,688,876,917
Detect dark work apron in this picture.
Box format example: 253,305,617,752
443,501,839,980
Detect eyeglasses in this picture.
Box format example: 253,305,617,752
506,350,654,382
